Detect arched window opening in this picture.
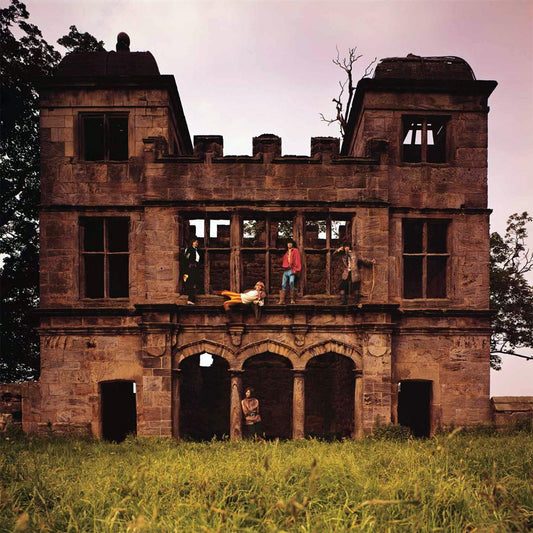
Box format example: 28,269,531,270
305,353,355,439
179,353,230,440
243,352,293,439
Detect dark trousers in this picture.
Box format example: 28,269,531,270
339,275,361,299
186,265,200,302
244,422,263,439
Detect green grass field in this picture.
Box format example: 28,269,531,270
1,431,532,532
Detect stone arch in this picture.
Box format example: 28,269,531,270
237,339,299,369
304,353,355,439
241,350,294,439
177,347,231,440
173,339,236,368
301,340,362,369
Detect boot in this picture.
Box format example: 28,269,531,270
289,289,296,304
278,289,286,305
340,290,346,305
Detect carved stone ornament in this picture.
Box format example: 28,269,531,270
291,325,308,347
366,334,388,358
228,325,245,347
142,331,168,357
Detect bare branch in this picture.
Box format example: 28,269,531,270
321,46,377,138
491,350,533,361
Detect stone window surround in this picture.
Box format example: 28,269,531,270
402,218,450,299
401,114,450,164
79,216,130,299
79,111,129,162
180,212,353,296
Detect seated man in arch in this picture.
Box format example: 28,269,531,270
220,281,266,312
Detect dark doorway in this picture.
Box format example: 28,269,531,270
243,353,293,439
305,353,355,439
101,381,137,442
398,380,432,437
179,354,230,440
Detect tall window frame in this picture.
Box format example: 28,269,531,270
402,219,449,299
303,216,352,295
402,115,448,163
180,216,232,294
241,215,294,294
179,212,356,297
80,217,130,299
80,112,129,161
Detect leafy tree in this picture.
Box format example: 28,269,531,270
57,25,105,53
490,212,533,369
0,0,104,381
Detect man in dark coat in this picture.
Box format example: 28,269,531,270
183,238,202,305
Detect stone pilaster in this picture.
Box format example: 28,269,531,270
292,370,306,439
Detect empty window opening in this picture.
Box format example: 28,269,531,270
398,380,432,437
81,217,129,299
179,213,357,296
403,219,448,299
101,381,137,442
199,352,214,368
305,353,355,439
402,116,447,163
242,353,293,439
243,219,266,247
179,354,230,440
81,113,128,161
209,219,230,247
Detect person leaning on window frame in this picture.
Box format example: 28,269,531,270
279,238,301,305
334,242,375,305
182,237,202,305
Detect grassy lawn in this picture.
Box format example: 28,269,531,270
1,431,532,532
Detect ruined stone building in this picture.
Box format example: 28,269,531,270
27,41,500,441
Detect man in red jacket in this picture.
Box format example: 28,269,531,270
279,239,301,304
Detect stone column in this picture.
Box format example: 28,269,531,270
171,369,181,440
352,369,364,439
230,371,243,440
292,370,306,439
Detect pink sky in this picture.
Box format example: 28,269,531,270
23,0,533,395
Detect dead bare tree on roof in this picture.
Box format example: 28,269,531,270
320,46,377,138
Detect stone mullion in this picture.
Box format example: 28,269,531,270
292,370,305,439
230,213,241,292
230,370,243,440
203,218,210,294
293,213,304,295
265,218,271,292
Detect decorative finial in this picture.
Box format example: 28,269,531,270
116,32,130,52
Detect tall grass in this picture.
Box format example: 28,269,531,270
1,431,532,532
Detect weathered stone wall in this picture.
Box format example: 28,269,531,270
34,57,496,439
492,397,533,429
392,318,491,430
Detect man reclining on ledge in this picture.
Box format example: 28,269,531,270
220,281,266,312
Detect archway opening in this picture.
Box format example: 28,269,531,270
179,353,230,440
305,353,355,439
101,380,137,442
398,380,432,437
243,352,293,439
